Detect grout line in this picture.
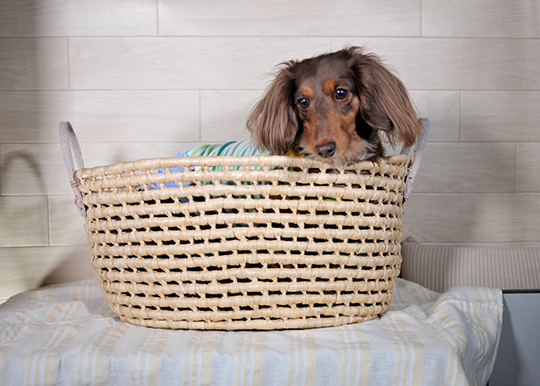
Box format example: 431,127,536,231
156,0,160,36
66,37,71,90
419,0,423,37
1,89,540,93
0,143,3,195
198,90,202,142
458,90,462,142
514,142,518,193
47,195,52,246
2,35,540,40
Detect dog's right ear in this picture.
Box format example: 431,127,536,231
347,46,421,149
247,63,299,154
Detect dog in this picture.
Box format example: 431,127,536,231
247,46,421,164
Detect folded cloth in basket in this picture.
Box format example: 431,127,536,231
170,140,304,158
152,140,267,188
152,140,307,189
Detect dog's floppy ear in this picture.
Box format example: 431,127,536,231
347,47,420,148
247,62,299,154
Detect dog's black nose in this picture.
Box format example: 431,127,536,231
315,141,336,158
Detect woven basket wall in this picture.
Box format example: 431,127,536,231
76,154,411,330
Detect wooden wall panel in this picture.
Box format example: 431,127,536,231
0,1,538,297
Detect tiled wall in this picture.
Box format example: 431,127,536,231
1,0,539,300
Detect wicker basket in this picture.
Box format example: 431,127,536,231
60,121,428,330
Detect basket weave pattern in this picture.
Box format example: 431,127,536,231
77,155,410,330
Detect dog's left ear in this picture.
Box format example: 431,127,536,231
247,62,299,154
347,47,420,148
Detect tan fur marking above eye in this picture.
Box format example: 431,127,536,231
324,80,336,95
299,86,314,99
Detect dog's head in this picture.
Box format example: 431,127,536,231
247,47,421,164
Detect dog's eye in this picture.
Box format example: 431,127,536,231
335,89,349,100
297,97,309,109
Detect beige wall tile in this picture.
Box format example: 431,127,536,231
461,91,540,142
0,196,48,247
40,246,94,287
0,0,157,37
0,91,200,143
403,193,540,244
332,38,540,90
409,91,460,142
423,0,540,38
68,37,331,90
1,142,199,196
2,143,74,196
413,143,516,193
159,0,421,37
516,143,540,192
0,38,68,90
0,245,93,299
0,0,539,297
49,195,88,246
201,90,262,143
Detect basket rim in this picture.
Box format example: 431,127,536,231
76,153,411,178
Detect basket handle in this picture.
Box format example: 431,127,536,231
59,121,86,218
401,118,429,202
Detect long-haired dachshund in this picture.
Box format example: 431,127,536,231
247,46,421,164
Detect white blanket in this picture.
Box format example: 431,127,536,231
0,278,502,386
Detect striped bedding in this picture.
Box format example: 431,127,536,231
401,239,540,292
0,277,501,386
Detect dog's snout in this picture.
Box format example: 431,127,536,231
315,141,337,158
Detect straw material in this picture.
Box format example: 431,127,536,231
77,155,410,330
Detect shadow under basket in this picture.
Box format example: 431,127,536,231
76,155,410,330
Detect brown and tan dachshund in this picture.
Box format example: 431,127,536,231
247,46,421,164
